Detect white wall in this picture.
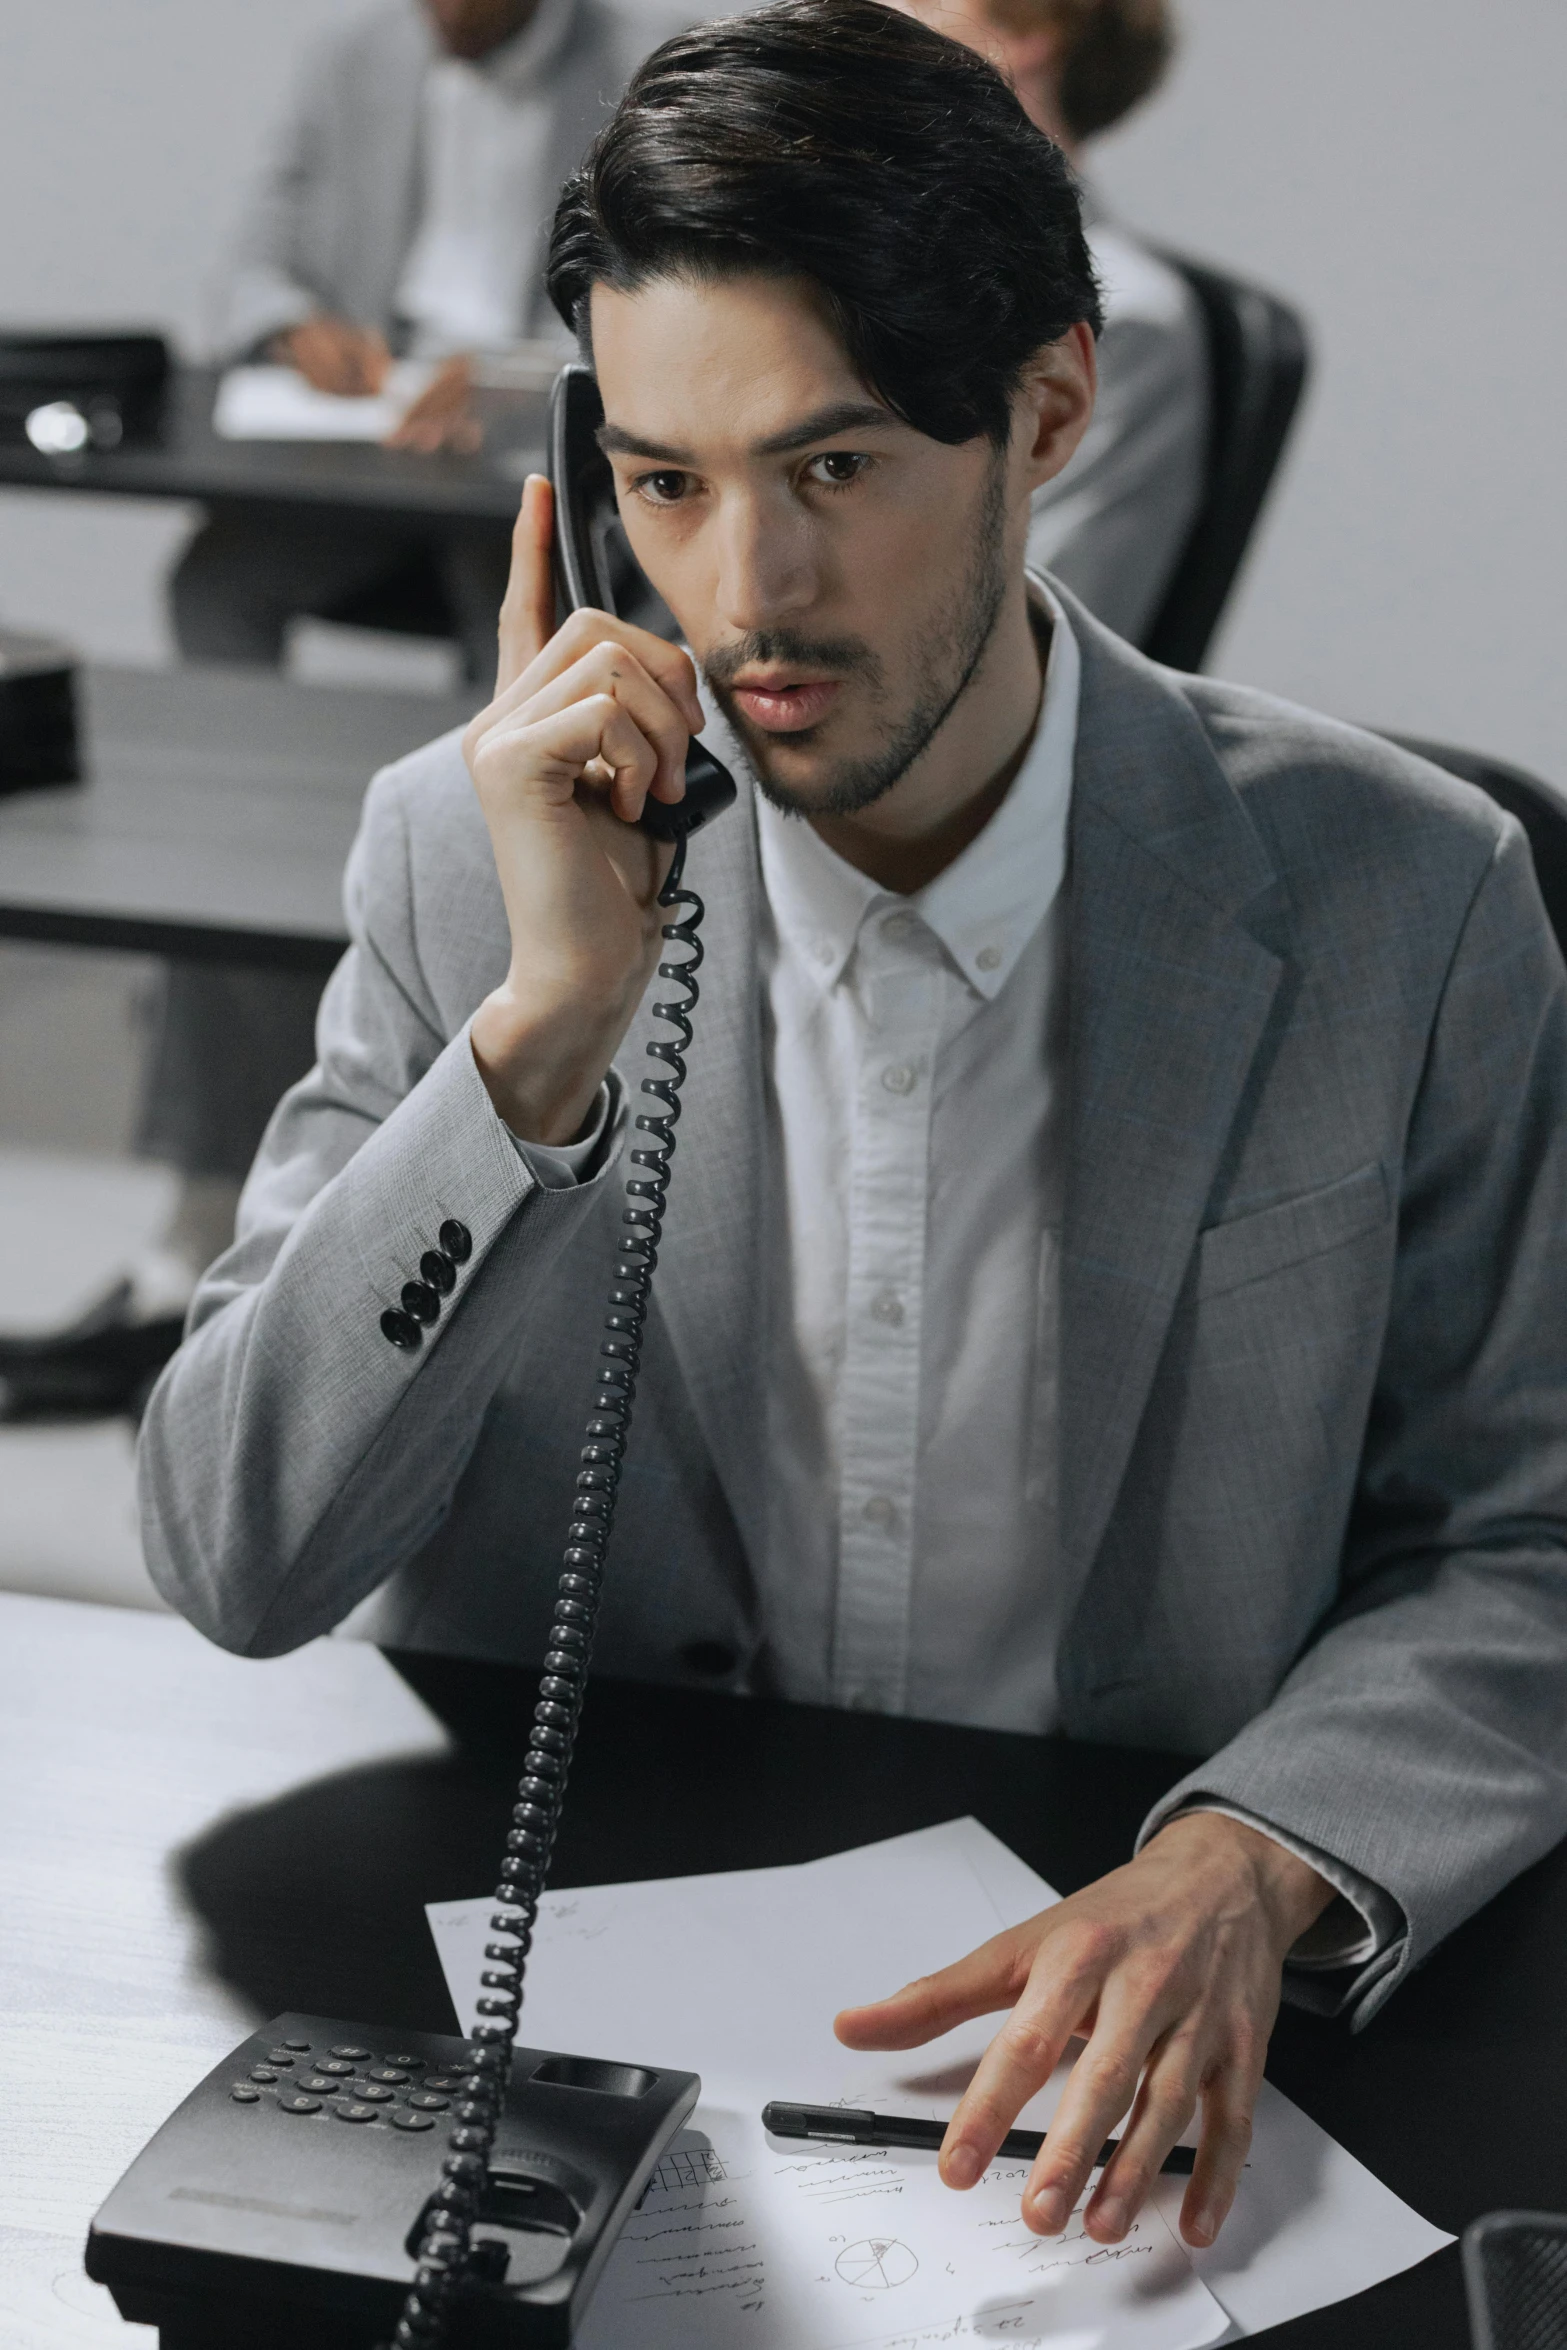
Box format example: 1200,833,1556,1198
0,0,1563,774
1092,0,1567,775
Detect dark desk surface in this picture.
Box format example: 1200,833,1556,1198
4,1590,1565,2349
0,664,478,970
0,366,537,525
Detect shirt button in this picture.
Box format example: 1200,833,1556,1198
880,1062,918,1096
881,912,916,943
870,1291,904,1327
862,1494,898,1532
976,945,1003,972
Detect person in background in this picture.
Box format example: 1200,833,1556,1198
0,0,693,1421
173,0,698,681
898,0,1206,644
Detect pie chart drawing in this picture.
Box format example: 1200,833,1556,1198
835,2239,919,2290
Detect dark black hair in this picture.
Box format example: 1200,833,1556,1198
547,0,1102,449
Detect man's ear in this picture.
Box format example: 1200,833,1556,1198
1015,323,1097,493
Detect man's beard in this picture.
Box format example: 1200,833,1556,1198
702,454,1010,821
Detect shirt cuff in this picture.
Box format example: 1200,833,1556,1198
504,1080,616,1188
1167,1798,1407,1974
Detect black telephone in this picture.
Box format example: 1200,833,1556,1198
85,366,735,2350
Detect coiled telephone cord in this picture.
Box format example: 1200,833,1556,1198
387,836,705,2350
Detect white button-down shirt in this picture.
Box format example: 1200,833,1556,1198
512,584,1398,1976
753,593,1078,1731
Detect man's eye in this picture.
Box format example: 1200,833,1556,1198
634,470,691,505
805,451,871,489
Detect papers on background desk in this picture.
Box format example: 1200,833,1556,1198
211,362,438,441
427,1820,1450,2350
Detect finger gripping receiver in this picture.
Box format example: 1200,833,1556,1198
639,738,737,841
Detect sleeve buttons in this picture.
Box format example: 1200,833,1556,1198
420,1249,457,1296
438,1219,472,1265
380,1308,423,1350
400,1281,441,1324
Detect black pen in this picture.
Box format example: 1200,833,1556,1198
761,2102,1197,2176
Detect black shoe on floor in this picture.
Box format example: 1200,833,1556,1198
0,1282,186,1421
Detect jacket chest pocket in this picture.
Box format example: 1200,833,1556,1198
1194,1160,1391,1301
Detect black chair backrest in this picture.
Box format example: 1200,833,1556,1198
1385,734,1567,964
1140,257,1310,675
1464,2212,1567,2350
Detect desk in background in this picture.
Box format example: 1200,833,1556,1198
2,1589,1565,2349
0,366,535,530
0,664,478,971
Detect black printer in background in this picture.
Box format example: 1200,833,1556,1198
0,329,169,453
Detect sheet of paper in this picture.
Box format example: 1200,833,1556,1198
211,362,437,441
427,1818,1450,2341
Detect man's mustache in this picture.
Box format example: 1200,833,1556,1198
703,629,884,690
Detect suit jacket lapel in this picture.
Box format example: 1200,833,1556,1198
617,746,768,1575
1055,599,1285,1614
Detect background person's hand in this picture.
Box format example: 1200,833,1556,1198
271,317,390,396
384,354,481,454
834,1811,1335,2251
464,473,704,1145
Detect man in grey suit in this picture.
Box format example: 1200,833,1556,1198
142,0,1567,2267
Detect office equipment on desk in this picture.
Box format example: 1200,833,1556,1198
428,1817,1450,2350
760,2101,1198,2175
0,628,78,793
1463,2211,1567,2350
212,361,440,443
0,329,169,453
86,2015,698,2350
85,363,734,2350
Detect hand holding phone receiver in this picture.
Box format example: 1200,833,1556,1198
547,361,736,842
86,367,735,2350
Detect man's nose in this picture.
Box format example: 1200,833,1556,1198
711,492,819,633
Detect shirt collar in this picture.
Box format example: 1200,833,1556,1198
756,578,1079,1002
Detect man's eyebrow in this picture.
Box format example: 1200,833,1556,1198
595,400,897,465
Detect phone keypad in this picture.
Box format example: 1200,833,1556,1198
231,2039,479,2130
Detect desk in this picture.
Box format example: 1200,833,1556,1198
0,664,477,971
0,367,536,527
3,1591,1565,2349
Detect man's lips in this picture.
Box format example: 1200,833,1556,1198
727,678,842,734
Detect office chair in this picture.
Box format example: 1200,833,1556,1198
1386,734,1567,963
1464,2212,1567,2350
1140,257,1310,675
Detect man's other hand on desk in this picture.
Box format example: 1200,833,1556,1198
834,1811,1334,2251
270,317,391,396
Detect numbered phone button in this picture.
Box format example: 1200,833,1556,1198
249,2066,279,2083
382,2055,421,2069
278,2093,323,2115
265,2050,297,2066
407,2092,449,2111
329,2045,371,2061
332,2101,380,2124
355,2084,395,2103
368,2066,409,2084
393,2110,436,2132
230,2086,261,2103
316,2059,356,2076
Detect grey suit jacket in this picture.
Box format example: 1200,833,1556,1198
140,589,1567,2026
218,0,694,356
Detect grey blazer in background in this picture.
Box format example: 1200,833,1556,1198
218,0,697,356
139,588,1567,2026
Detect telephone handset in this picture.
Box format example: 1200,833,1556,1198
548,360,736,841
85,367,736,2350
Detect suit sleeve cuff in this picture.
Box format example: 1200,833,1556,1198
504,1073,623,1188
1144,1798,1408,2018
